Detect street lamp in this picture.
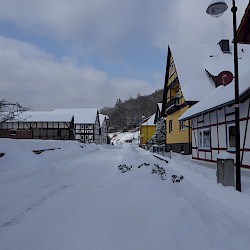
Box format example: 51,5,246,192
206,0,241,192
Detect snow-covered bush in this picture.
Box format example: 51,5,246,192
148,118,166,145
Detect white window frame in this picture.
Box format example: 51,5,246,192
227,123,236,151
198,128,211,149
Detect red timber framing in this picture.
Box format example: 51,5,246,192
191,97,250,169
237,2,250,44
0,120,74,140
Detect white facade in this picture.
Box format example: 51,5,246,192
178,42,250,168
99,114,108,144
54,108,100,144
187,97,250,168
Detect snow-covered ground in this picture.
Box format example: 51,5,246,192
110,131,139,145
1,138,250,250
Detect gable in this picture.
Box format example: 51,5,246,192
237,2,250,44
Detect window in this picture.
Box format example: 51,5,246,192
10,130,17,136
227,124,236,150
169,63,175,76
169,120,173,133
57,130,61,137
179,120,185,130
199,128,210,149
80,124,84,129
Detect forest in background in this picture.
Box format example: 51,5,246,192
100,89,163,132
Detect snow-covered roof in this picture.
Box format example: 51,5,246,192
141,114,156,126
99,114,107,127
157,103,162,112
203,44,250,76
169,44,215,102
170,42,250,121
9,111,73,122
169,43,250,102
179,69,250,121
54,108,98,124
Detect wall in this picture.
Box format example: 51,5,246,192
140,125,156,144
191,98,250,168
0,121,73,140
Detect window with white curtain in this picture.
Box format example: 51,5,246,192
199,128,210,149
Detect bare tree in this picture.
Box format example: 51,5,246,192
0,99,29,123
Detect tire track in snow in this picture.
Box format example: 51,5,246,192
0,184,73,231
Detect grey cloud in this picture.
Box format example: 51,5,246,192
0,0,248,51
0,1,174,55
0,36,155,110
0,0,249,111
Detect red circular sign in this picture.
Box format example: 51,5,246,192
217,71,234,85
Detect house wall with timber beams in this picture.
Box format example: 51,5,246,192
190,97,250,169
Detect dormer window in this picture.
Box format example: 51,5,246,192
218,39,231,53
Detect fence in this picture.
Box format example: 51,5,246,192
152,145,171,159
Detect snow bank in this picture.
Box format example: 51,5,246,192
1,139,250,250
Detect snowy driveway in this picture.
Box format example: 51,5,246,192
1,139,250,250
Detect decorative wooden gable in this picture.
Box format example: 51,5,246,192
154,103,162,123
162,48,185,116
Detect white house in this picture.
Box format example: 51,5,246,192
180,42,250,169
99,114,108,144
54,108,100,143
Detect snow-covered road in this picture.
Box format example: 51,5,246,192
1,139,250,250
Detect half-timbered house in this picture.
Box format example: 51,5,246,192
54,108,100,143
0,111,74,140
162,44,216,154
99,114,108,144
179,44,250,169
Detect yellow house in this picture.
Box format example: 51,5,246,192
162,44,215,154
140,114,156,145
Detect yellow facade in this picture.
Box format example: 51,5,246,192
164,54,192,153
166,106,190,144
140,125,156,144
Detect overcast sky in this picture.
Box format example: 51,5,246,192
0,0,248,110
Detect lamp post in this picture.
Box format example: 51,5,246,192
206,0,241,192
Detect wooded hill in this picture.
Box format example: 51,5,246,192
100,89,163,132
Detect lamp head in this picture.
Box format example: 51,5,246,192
206,0,228,17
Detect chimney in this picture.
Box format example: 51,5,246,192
218,39,231,53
